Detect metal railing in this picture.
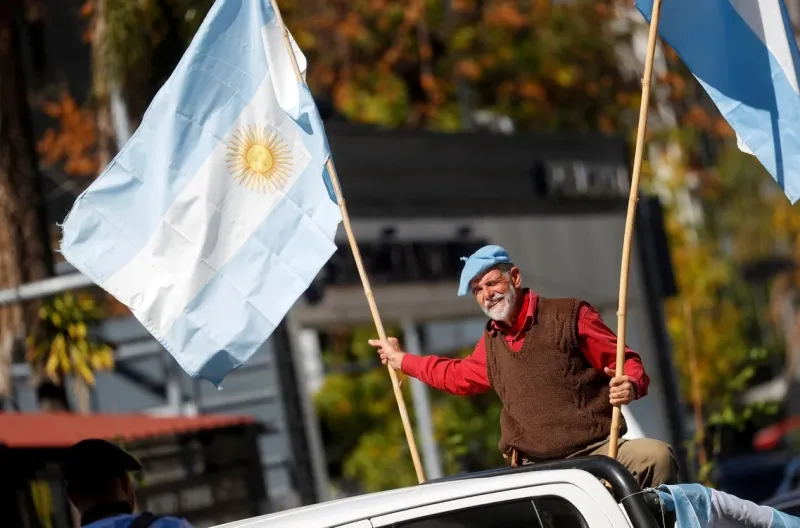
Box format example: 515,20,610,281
0,272,94,306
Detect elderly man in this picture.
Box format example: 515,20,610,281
369,244,678,488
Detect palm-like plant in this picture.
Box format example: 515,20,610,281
26,293,115,412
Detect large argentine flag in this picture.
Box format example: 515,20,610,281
60,0,341,384
636,0,800,203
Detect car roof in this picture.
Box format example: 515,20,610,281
214,469,609,528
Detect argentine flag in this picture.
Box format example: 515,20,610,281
60,0,341,384
636,0,800,203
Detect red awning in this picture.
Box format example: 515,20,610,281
0,412,256,449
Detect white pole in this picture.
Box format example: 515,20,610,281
401,319,444,480
285,317,332,502
0,272,94,306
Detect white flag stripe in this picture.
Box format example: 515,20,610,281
729,0,800,94
265,24,306,119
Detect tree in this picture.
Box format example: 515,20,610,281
82,0,215,135
649,50,787,478
281,0,643,133
0,0,53,407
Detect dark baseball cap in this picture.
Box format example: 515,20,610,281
63,439,142,485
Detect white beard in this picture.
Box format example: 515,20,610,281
481,286,518,322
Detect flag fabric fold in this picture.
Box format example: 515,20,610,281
60,0,341,385
656,484,800,527
636,0,800,203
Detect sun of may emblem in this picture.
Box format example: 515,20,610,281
226,125,293,193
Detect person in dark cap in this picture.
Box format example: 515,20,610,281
369,244,679,488
63,438,193,528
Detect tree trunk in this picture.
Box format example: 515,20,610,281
0,0,58,409
90,0,116,169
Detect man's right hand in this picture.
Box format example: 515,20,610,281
368,337,406,371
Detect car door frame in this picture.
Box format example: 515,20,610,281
369,482,628,528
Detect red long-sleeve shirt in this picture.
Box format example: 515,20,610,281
401,289,650,398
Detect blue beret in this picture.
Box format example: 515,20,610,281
458,245,513,296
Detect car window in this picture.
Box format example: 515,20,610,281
393,496,587,528
533,496,588,528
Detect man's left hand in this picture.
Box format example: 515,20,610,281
604,367,637,405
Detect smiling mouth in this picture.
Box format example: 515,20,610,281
487,299,505,310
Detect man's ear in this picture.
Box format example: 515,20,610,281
510,266,522,288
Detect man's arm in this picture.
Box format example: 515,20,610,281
369,336,492,396
577,302,650,399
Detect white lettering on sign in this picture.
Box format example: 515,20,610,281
545,161,629,198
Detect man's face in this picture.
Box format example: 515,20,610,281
470,266,521,322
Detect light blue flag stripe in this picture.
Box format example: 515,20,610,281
636,0,800,203
61,0,341,384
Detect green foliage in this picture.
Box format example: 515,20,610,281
652,41,796,471
430,378,505,473
86,0,216,94
315,327,503,493
97,0,162,87
705,347,780,433
26,292,115,386
314,325,416,491
693,348,781,485
661,138,788,477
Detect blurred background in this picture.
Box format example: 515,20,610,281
3,0,800,526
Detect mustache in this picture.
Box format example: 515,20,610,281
484,292,508,308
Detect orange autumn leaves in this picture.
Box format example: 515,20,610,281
283,0,643,133
37,92,99,179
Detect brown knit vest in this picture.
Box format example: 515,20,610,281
485,297,626,462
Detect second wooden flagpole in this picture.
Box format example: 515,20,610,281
608,0,664,460
268,0,426,483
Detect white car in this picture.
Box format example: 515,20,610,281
216,457,671,528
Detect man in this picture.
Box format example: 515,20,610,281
63,438,193,527
369,245,678,488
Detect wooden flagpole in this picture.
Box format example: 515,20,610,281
268,0,427,483
608,0,664,460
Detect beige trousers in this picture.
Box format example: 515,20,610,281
567,438,679,489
